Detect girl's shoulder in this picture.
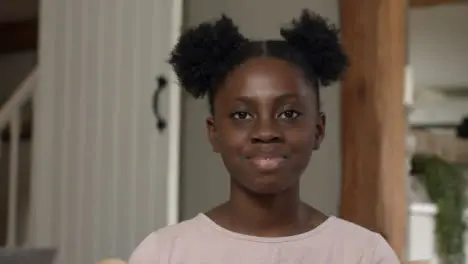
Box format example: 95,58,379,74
128,214,206,263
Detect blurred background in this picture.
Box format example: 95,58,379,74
0,0,467,263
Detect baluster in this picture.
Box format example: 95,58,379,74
7,110,21,248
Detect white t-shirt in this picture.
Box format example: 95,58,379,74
129,214,400,264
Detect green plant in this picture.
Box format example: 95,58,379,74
412,154,466,264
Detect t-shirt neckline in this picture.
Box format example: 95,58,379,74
196,213,336,243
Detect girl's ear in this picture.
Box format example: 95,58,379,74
313,112,326,150
206,116,220,153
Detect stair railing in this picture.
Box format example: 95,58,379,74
0,67,37,247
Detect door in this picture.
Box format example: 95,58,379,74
28,0,183,263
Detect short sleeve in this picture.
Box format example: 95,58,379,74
128,233,162,264
371,235,401,264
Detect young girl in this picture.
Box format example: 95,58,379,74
129,10,400,264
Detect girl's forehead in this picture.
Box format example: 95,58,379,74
217,57,315,101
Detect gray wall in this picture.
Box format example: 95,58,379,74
180,0,342,220
407,5,468,125
408,4,468,127
409,4,468,89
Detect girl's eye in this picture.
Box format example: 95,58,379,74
231,111,252,120
278,110,301,120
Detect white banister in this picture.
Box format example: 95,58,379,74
0,67,37,248
7,111,21,247
0,67,36,131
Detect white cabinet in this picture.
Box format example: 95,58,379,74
30,0,183,263
408,203,468,263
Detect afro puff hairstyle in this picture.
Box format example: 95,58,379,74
169,10,349,114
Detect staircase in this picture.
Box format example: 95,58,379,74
0,67,36,248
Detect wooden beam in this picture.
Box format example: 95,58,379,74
410,0,467,7
339,0,407,260
0,19,38,54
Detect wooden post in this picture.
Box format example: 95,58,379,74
339,0,407,260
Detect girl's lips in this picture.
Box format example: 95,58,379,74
249,156,285,171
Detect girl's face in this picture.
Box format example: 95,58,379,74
207,57,325,194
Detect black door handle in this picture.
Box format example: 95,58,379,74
152,75,167,132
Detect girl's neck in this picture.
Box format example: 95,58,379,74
206,182,326,237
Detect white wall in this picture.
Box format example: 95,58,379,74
409,4,468,89
180,0,342,219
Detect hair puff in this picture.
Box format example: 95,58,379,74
280,10,349,86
